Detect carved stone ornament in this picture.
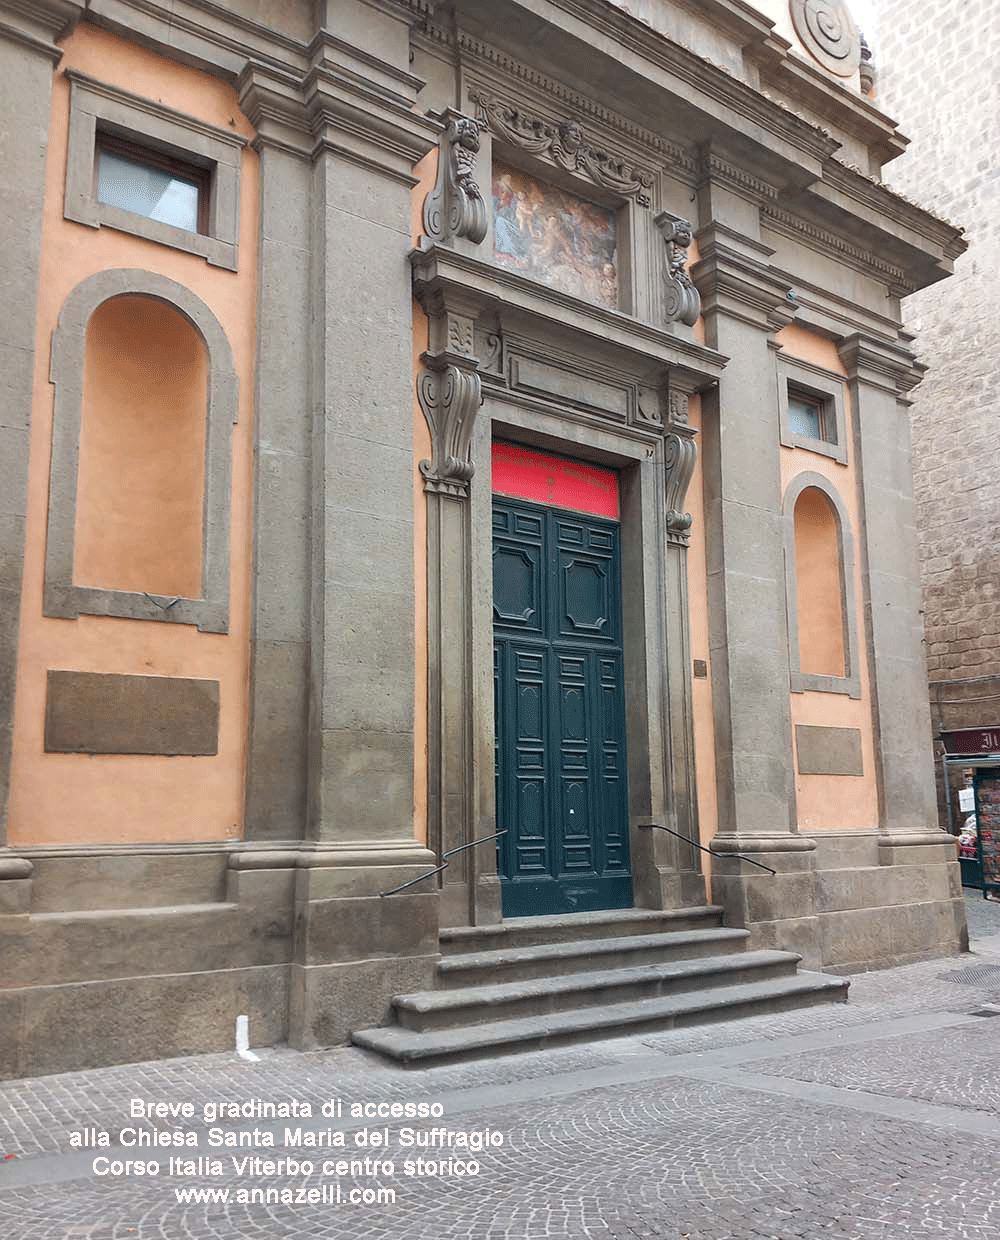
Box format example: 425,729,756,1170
422,109,488,245
664,417,698,544
471,90,652,207
417,354,483,497
789,0,861,79
654,212,701,328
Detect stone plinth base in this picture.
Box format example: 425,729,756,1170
710,831,967,973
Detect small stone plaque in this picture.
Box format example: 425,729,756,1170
45,670,219,756
795,724,863,776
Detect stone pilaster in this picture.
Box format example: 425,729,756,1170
0,1,82,903
241,4,443,1047
238,75,313,843
413,274,500,927
838,333,966,955
691,192,821,965
645,384,710,907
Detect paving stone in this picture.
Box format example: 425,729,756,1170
0,895,997,1238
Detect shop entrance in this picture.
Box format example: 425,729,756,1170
491,443,632,918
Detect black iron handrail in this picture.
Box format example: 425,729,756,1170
380,830,509,897
638,823,776,875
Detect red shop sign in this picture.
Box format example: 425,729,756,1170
942,727,1000,756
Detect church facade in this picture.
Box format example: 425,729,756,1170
0,0,967,1077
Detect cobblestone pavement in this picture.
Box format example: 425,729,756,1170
1,892,998,1239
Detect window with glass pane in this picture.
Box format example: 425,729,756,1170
96,144,204,234
787,389,833,443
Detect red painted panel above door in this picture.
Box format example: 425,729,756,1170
492,442,619,520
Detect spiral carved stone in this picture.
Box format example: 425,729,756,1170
789,0,861,78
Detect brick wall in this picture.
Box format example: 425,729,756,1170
877,2,1000,776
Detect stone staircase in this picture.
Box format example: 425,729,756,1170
352,905,848,1064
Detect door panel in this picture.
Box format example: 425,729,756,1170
493,493,631,917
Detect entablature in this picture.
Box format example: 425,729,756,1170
412,243,727,398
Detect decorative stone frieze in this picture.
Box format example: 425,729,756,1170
789,0,861,79
417,352,483,497
471,90,653,206
655,212,701,327
663,390,698,544
422,109,487,245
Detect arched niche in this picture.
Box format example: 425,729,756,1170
45,269,237,633
783,472,861,698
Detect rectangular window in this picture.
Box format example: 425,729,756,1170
787,387,835,445
95,135,209,235
64,71,246,270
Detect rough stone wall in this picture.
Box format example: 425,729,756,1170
876,3,1000,772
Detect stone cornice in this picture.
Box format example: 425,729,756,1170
0,0,83,58
837,333,925,396
86,0,307,77
456,0,840,173
411,244,727,389
761,201,915,295
823,160,966,259
690,224,795,332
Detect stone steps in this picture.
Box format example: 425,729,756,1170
438,905,725,955
353,905,849,1064
352,972,850,1064
437,926,750,987
394,949,797,1031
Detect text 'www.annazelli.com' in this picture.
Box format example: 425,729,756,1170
174,1184,397,1206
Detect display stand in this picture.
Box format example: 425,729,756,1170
973,770,1000,900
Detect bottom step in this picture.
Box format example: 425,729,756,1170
352,971,849,1064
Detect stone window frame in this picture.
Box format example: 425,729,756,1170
63,69,246,272
488,153,639,315
776,352,849,465
783,471,862,699
45,269,238,634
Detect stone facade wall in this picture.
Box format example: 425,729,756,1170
877,1,1000,814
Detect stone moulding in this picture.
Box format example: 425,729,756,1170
417,352,483,497
655,211,701,327
471,89,653,207
45,269,237,633
422,108,487,245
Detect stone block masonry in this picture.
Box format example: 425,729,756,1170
878,0,1000,824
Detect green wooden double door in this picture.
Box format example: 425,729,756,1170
493,496,632,917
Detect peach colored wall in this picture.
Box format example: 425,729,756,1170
75,295,207,599
686,394,718,879
793,487,846,677
411,147,438,848
775,325,879,833
7,25,258,846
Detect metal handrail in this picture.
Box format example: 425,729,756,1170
638,823,776,875
380,830,508,897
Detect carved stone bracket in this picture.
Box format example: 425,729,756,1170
417,352,483,497
664,391,698,545
655,212,701,327
422,108,487,245
471,90,652,207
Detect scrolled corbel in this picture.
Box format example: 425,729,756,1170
417,353,483,498
655,211,701,328
663,388,698,544
422,109,488,246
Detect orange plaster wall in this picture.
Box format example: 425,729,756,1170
686,395,718,878
75,296,207,598
774,325,879,834
793,488,846,678
411,147,438,848
7,25,258,846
